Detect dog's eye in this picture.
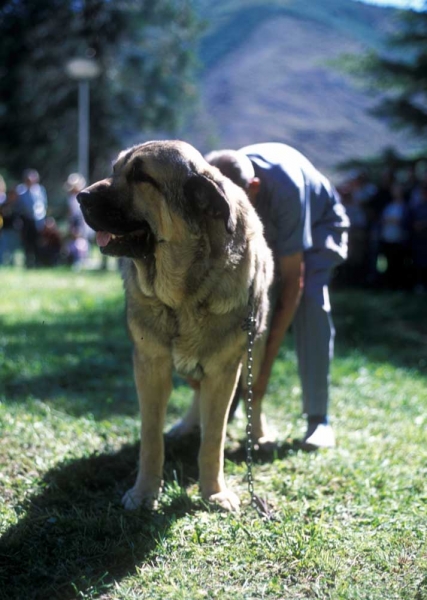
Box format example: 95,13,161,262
129,163,160,190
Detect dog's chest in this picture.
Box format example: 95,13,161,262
171,307,211,377
129,290,247,378
171,304,245,379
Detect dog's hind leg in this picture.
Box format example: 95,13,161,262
166,378,201,439
241,334,277,449
198,361,242,512
122,349,173,510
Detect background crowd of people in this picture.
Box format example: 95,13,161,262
1,159,427,292
336,161,427,292
0,170,92,269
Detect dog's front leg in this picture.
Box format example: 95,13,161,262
122,349,173,510
199,362,241,512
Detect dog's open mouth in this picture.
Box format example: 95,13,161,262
94,222,155,258
77,188,157,259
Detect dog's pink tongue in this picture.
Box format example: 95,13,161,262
96,231,112,247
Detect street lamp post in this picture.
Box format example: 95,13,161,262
65,57,101,182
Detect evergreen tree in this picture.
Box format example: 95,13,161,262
342,4,427,140
0,0,200,197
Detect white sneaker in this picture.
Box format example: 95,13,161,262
302,424,336,449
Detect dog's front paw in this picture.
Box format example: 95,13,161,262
205,489,240,512
122,486,159,511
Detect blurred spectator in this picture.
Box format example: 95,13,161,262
15,169,48,268
0,185,21,266
352,170,378,209
401,163,418,203
379,183,409,289
63,173,92,268
409,169,427,209
338,171,376,285
368,168,394,221
38,217,62,266
407,182,427,293
365,168,395,286
0,174,5,204
337,182,364,285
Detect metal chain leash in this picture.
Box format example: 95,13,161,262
242,286,257,510
242,285,275,520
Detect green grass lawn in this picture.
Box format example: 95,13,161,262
0,267,426,600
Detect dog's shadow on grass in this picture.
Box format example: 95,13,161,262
0,435,298,600
225,438,306,463
0,439,203,600
166,429,302,466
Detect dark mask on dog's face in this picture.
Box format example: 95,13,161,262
77,178,156,259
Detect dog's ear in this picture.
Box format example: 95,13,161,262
184,174,235,234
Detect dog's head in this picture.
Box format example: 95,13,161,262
77,140,235,258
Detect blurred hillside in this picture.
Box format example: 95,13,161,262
186,0,422,178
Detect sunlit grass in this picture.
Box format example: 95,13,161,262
1,267,426,599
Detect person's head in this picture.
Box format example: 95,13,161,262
22,169,40,186
64,173,86,195
205,149,261,204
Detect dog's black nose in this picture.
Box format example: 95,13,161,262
76,190,91,207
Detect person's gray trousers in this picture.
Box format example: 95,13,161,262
270,246,344,419
293,251,336,419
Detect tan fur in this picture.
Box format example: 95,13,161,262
78,140,274,511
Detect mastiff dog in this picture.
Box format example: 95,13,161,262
78,140,273,511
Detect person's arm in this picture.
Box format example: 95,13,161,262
253,251,304,401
